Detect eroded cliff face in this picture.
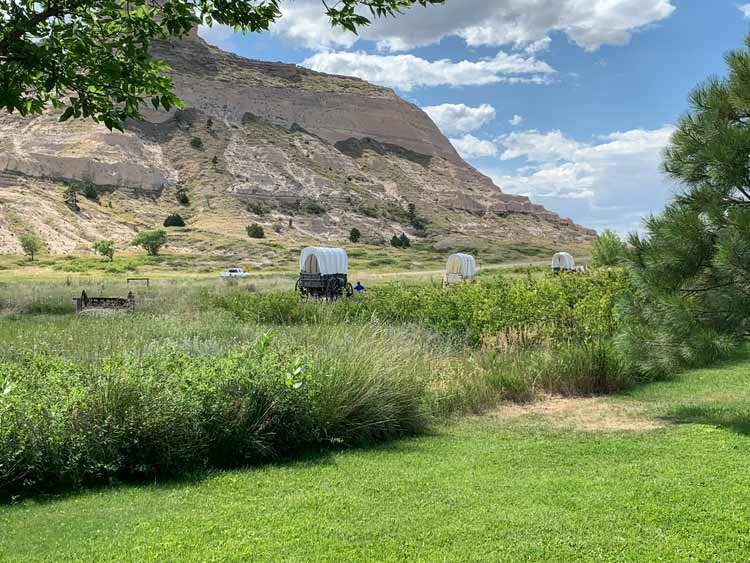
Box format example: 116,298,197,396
0,34,595,256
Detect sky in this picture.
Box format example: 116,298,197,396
198,1,750,234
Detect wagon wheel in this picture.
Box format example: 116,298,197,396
326,278,342,300
345,283,354,298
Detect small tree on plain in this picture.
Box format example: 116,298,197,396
390,235,402,248
399,233,411,248
591,229,627,267
132,229,167,256
19,234,42,261
93,239,116,261
349,228,361,243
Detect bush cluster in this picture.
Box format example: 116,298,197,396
246,224,265,239
214,269,630,348
164,213,186,227
0,333,426,494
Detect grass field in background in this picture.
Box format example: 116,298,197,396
2,352,749,562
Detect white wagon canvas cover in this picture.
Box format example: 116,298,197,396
551,252,576,271
445,253,477,280
299,247,349,276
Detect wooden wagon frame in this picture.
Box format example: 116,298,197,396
295,247,353,299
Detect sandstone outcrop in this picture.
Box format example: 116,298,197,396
0,33,595,256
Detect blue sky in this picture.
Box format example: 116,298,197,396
199,1,750,234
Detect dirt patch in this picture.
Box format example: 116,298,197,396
490,395,665,432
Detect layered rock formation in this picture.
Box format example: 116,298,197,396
0,33,595,257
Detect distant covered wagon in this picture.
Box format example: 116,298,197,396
296,246,353,299
551,252,576,272
443,253,477,285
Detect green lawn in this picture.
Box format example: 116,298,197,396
3,353,750,562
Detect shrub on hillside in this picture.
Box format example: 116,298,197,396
349,228,361,243
78,182,99,202
176,189,190,205
301,200,326,215
63,186,79,211
164,213,186,227
190,136,203,149
246,224,265,239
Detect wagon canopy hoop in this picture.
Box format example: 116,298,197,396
299,247,349,276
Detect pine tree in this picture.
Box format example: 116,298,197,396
619,36,750,376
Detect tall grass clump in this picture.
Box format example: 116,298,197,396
0,331,432,495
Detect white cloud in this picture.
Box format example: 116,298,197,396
273,0,675,53
422,103,496,135
271,2,358,50
450,134,499,159
509,114,523,126
302,51,554,91
198,24,236,49
498,129,582,162
473,127,675,233
739,4,750,19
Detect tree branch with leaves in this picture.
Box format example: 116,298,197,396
0,0,444,129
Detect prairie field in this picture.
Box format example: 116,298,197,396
1,255,748,562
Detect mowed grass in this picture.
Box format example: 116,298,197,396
3,352,750,562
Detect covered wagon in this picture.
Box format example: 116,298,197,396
443,253,477,286
295,247,353,299
551,252,576,272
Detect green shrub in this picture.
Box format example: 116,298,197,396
190,137,203,149
246,201,267,216
132,229,167,256
246,224,265,239
359,204,379,218
0,332,428,494
22,302,76,315
63,186,79,211
164,213,186,227
349,228,361,243
78,182,99,202
93,239,115,261
591,229,627,267
214,269,631,349
176,190,190,205
301,200,326,215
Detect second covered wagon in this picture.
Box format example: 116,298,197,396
295,246,354,299
551,252,576,272
443,253,477,286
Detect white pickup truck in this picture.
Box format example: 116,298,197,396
220,267,249,278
